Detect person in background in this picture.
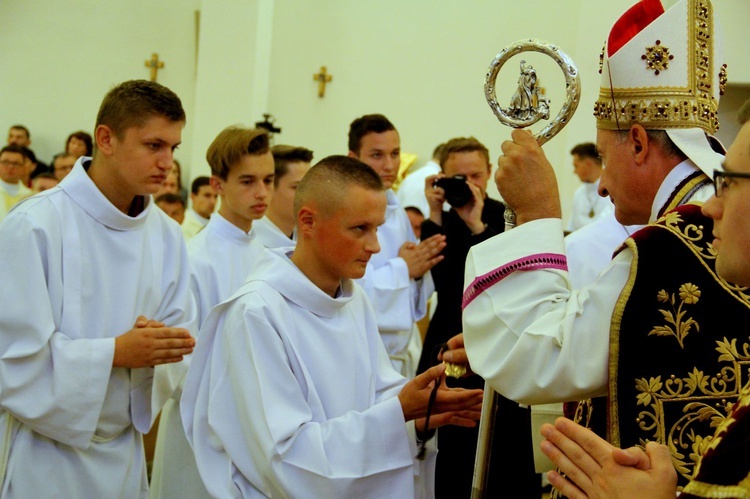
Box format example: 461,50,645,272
181,176,217,240
155,192,186,224
253,144,313,248
566,142,612,233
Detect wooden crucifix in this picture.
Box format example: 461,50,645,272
313,66,332,98
145,53,165,82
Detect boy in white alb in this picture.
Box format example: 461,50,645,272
150,127,274,498
182,155,483,498
0,80,196,498
253,144,312,249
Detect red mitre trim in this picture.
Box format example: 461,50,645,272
607,0,665,56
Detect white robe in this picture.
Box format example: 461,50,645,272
0,158,196,498
182,208,209,240
181,248,436,498
396,160,441,217
463,161,713,405
566,179,613,232
150,213,265,499
252,215,295,249
356,190,433,377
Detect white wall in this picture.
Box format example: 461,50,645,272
2,0,747,218
0,0,199,170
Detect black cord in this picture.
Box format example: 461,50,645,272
416,342,449,460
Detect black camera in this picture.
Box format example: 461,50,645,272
434,175,473,208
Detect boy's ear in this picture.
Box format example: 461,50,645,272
296,206,315,235
94,125,115,156
209,175,224,196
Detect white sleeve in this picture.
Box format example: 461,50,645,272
0,213,114,449
197,305,418,498
462,218,630,405
358,256,421,331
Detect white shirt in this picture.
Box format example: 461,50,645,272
0,179,32,222
181,248,435,498
150,213,264,499
356,190,434,376
182,208,210,240
253,215,295,249
463,160,713,405
0,159,196,498
396,160,442,217
567,178,613,232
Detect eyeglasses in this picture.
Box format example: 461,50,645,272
0,159,24,168
713,169,750,197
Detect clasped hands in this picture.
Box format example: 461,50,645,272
113,315,195,368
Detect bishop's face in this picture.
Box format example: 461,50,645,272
310,185,385,282
596,128,654,225
702,122,750,286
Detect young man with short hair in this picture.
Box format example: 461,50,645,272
181,176,217,240
150,126,273,499
155,192,186,224
567,142,612,232
253,144,313,248
182,155,483,498
347,114,445,377
31,172,59,193
0,79,196,497
52,152,77,181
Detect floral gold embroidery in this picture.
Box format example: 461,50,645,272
633,338,750,482
649,283,701,348
642,40,674,75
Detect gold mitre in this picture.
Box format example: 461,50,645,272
594,0,727,176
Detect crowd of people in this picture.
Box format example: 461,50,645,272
1,0,749,498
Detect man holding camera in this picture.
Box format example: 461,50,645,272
417,136,537,498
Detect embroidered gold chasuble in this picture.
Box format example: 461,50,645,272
578,203,750,488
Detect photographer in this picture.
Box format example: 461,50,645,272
417,137,537,497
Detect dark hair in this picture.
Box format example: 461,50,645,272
206,126,270,180
294,155,383,216
9,125,30,139
19,146,36,163
34,172,57,181
404,206,424,217
271,144,314,186
65,131,93,156
191,176,211,195
155,192,186,207
570,143,600,162
438,137,490,169
0,144,26,157
95,80,185,140
348,114,396,154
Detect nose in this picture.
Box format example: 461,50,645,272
598,169,609,197
365,231,381,255
256,182,271,200
158,153,174,172
701,194,722,221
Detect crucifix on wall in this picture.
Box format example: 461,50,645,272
313,66,332,98
145,53,165,82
